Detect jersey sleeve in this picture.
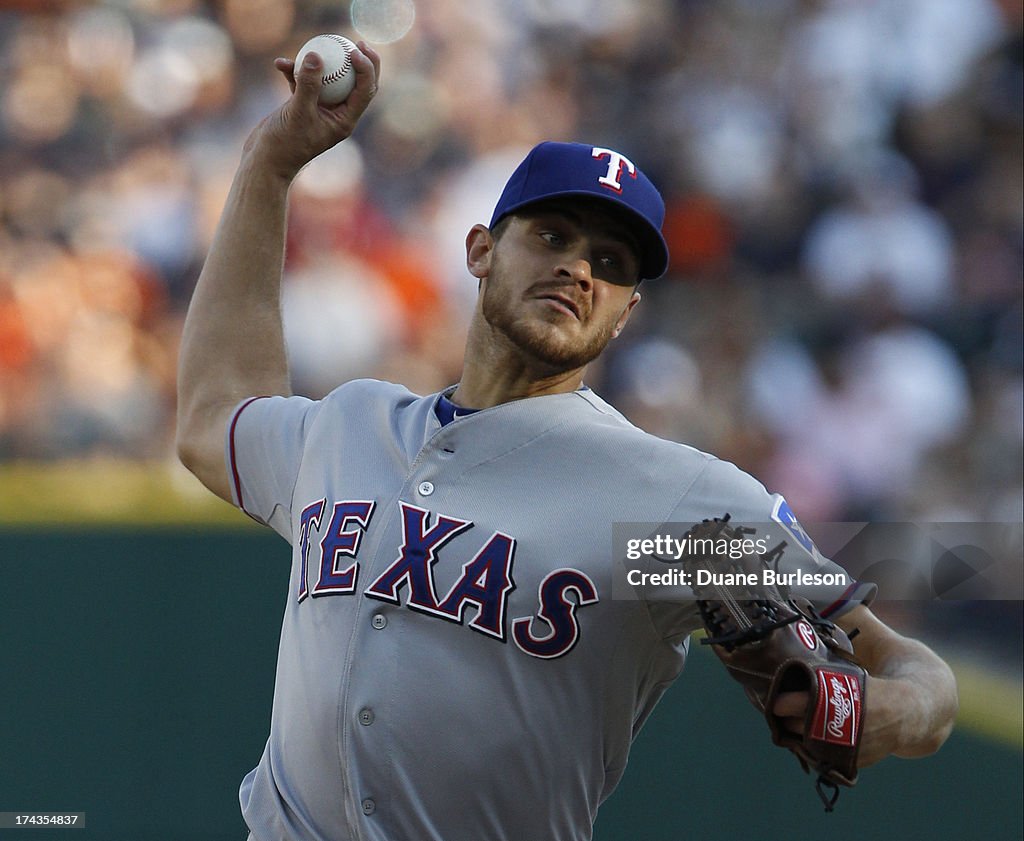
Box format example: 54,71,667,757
668,457,876,619
225,394,321,542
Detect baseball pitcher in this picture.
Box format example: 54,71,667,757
176,42,958,841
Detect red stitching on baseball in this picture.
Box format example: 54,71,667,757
321,35,352,84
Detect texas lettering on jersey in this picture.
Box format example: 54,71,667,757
294,499,600,660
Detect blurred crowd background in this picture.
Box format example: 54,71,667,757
0,2,1021,657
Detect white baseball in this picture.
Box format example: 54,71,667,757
295,34,357,106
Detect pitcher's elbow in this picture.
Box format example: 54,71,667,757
175,430,199,475
174,410,206,476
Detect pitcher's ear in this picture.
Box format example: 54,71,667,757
466,224,494,280
611,290,642,339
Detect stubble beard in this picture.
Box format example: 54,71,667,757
480,264,617,373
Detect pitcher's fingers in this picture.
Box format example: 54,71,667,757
274,57,297,94
292,51,325,106
356,41,383,88
772,690,810,718
340,44,380,119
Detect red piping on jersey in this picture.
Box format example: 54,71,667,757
821,580,859,618
229,396,267,516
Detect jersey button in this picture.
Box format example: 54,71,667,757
361,798,376,816
417,481,434,496
358,708,375,726
371,614,387,630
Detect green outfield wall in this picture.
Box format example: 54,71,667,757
1,528,1021,841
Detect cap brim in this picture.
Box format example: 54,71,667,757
494,191,670,281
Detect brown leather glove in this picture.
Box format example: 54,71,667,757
675,515,866,811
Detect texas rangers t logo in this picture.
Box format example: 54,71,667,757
592,147,637,193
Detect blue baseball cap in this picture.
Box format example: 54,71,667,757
489,141,670,280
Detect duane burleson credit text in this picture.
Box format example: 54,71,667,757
624,534,849,588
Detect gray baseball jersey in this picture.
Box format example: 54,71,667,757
227,379,871,841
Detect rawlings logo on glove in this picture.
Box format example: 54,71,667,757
667,515,867,811
815,670,862,745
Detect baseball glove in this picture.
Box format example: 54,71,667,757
673,514,866,811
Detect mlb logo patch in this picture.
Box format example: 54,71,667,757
771,498,816,556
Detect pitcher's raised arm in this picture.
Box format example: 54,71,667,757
175,43,381,502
